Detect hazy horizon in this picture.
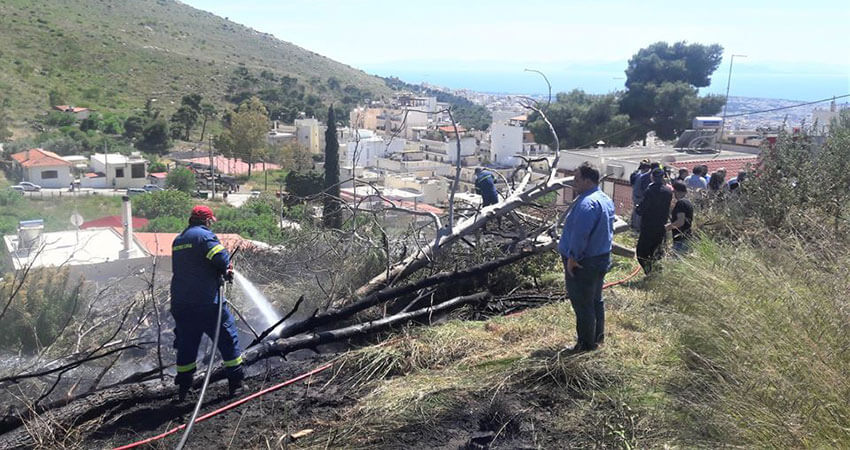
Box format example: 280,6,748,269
184,0,850,101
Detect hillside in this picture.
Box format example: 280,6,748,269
0,0,393,122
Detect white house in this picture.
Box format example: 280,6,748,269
10,148,73,188
489,122,524,167
88,153,148,189
420,136,477,165
295,118,321,154
343,130,405,168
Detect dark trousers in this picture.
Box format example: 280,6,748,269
564,254,608,350
172,302,243,387
636,228,665,274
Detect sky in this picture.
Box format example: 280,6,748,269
183,0,850,100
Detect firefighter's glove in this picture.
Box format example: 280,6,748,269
224,263,235,282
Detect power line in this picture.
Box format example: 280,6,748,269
725,94,850,118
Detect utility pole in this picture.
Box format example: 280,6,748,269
717,54,747,152
104,141,109,190
209,136,215,200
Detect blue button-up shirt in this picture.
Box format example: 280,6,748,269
558,186,615,263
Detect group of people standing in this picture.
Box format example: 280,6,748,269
630,161,692,273
630,160,746,274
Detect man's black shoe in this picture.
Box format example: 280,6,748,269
176,384,192,403
228,379,244,397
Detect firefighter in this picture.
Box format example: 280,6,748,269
474,167,499,207
170,205,243,400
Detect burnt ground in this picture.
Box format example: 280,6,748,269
82,352,600,450
45,299,592,449
81,352,342,449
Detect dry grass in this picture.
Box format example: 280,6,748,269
654,235,850,447
292,224,850,449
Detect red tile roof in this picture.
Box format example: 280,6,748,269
339,191,445,215
149,172,168,179
182,156,280,175
438,125,467,133
131,232,248,256
53,105,90,113
81,215,149,229
11,148,73,168
672,157,759,176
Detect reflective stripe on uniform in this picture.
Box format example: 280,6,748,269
222,356,242,367
176,361,197,373
172,243,192,252
206,244,225,260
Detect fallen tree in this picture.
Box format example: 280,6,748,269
0,94,638,446
0,292,490,449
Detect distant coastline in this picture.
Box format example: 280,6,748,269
366,64,849,102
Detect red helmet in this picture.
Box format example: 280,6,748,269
190,205,217,222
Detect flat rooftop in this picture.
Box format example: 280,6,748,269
562,144,758,166
3,228,148,270
558,144,760,180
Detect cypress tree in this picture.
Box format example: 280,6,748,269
322,105,342,228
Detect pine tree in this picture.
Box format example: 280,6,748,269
322,105,342,229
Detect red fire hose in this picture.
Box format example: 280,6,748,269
113,363,333,450
603,264,642,289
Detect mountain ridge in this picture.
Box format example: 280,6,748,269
0,0,392,121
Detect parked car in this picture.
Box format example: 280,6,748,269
15,182,41,191
9,186,25,194
143,184,164,192
126,188,148,196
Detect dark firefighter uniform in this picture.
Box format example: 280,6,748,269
170,206,243,397
475,169,499,206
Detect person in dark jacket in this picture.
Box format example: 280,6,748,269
666,181,694,253
474,167,499,207
558,162,615,353
635,168,672,274
171,205,243,400
629,160,650,231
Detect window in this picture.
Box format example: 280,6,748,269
131,163,145,179
115,168,124,178
41,170,58,179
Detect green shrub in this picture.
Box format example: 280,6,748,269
165,167,195,193
285,170,324,197
0,268,83,353
79,116,99,132
212,198,287,243
45,111,75,127
144,215,185,232
132,189,193,219
0,189,24,207
135,118,171,154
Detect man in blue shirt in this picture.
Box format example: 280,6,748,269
171,205,243,400
474,167,500,207
559,162,615,353
685,166,708,190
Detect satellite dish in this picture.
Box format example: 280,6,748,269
70,212,84,228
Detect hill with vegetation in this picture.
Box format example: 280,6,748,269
0,0,393,125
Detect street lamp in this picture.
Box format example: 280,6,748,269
717,54,747,151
